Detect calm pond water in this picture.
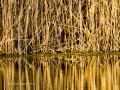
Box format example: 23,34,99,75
0,54,120,90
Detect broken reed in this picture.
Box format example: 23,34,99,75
0,0,119,55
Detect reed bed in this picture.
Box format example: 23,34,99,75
0,0,119,55
0,55,120,89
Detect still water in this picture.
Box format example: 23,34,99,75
0,54,120,90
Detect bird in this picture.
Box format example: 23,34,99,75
86,30,96,37
86,32,93,36
86,31,93,37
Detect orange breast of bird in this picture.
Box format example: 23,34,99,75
86,33,92,36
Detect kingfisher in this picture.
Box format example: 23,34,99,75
86,30,95,37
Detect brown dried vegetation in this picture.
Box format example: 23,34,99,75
0,0,119,55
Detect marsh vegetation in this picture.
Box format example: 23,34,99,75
0,0,119,55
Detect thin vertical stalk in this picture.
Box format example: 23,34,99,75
18,0,22,55
25,2,29,54
79,0,83,51
70,0,73,52
35,0,38,53
45,0,49,52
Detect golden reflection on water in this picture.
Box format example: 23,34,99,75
0,55,120,90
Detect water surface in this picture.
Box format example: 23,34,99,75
0,54,120,90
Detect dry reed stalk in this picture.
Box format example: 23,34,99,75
8,0,12,54
31,0,34,53
11,2,14,54
25,1,29,54
70,0,73,52
40,0,44,52
2,0,7,54
35,0,39,53
18,1,23,55
86,0,91,52
78,0,82,51
45,0,49,52
63,0,67,51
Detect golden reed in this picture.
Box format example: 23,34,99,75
0,0,119,55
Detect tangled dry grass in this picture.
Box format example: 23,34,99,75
0,0,119,55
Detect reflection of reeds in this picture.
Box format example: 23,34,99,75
0,0,119,55
0,55,120,89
